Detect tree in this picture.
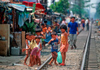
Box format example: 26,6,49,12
22,21,36,34
71,0,90,18
94,2,100,19
50,0,69,14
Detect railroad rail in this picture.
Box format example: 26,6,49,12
80,24,92,70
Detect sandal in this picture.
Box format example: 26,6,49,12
60,63,65,66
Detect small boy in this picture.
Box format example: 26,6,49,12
48,32,60,65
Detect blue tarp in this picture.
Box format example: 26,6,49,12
8,3,32,11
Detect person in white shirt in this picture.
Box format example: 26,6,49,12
85,18,90,31
60,19,67,26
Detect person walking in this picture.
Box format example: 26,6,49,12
81,18,85,30
68,16,79,49
85,18,90,31
60,19,67,26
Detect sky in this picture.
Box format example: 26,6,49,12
89,0,99,18
48,0,59,6
90,0,97,13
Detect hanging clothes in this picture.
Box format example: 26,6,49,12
18,12,31,27
18,13,25,27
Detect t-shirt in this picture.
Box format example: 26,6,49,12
68,22,78,34
85,19,89,25
44,32,51,43
50,39,58,52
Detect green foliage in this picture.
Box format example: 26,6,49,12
71,0,90,17
95,2,100,19
50,0,69,14
22,21,36,34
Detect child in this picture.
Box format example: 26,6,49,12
35,36,42,65
35,28,46,48
54,21,59,33
42,23,47,33
35,28,45,39
60,25,69,66
24,33,31,65
29,39,39,67
44,26,52,46
81,19,85,30
48,32,60,66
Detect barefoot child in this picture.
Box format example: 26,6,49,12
48,32,60,65
44,26,52,46
24,33,31,65
35,36,42,65
29,39,39,67
60,25,69,66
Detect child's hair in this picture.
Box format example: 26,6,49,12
41,23,44,26
35,28,41,32
35,36,41,39
47,26,51,28
55,20,57,23
51,32,56,36
60,25,67,31
71,16,75,19
63,18,65,21
44,20,47,23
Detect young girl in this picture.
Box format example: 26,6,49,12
35,28,46,48
35,36,42,65
60,25,69,66
29,39,39,67
24,33,31,65
48,32,60,66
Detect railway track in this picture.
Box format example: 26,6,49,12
37,29,83,70
12,29,83,70
80,23,94,70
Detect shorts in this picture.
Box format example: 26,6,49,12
51,49,58,53
31,47,39,56
82,23,85,28
52,52,57,59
